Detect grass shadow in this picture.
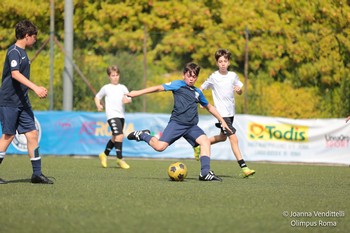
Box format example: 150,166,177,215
6,178,31,184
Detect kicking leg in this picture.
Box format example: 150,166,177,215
127,130,169,152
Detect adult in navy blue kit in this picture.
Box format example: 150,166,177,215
127,62,231,181
0,20,53,184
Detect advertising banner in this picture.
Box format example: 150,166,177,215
3,111,349,164
212,115,350,164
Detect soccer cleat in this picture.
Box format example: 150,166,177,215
31,173,54,184
193,146,200,161
99,152,108,168
199,170,222,182
127,129,150,141
117,158,130,169
241,167,255,178
0,178,7,184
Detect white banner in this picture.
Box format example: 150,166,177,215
198,114,350,165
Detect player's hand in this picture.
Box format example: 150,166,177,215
35,86,48,99
234,86,242,94
127,91,137,98
221,122,233,134
123,95,132,103
96,104,104,112
346,116,350,123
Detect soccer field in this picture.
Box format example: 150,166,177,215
0,156,349,233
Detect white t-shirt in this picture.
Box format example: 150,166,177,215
95,83,129,119
201,71,243,117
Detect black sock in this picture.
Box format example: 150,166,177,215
238,159,247,168
31,147,42,176
115,141,123,159
104,140,114,156
0,153,4,164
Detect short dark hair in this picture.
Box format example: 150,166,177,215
15,20,38,40
183,62,201,77
215,49,231,61
107,65,120,76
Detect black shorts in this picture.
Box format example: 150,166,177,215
107,118,125,136
216,117,236,136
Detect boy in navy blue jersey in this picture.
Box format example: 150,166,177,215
127,62,231,181
0,20,53,184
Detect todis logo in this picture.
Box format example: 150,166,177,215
248,122,308,142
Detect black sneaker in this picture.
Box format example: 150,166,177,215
0,178,7,184
127,130,150,141
199,171,222,182
31,173,54,184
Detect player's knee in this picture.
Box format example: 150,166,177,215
153,143,167,152
218,135,227,142
200,137,211,147
229,134,238,141
154,147,166,152
25,130,38,142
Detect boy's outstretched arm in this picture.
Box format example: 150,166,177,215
204,103,233,134
127,85,165,98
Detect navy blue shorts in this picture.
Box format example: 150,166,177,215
159,120,205,147
0,106,36,135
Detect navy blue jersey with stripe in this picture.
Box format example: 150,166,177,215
162,80,209,125
0,44,31,107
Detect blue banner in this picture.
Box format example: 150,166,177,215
2,111,349,164
5,111,200,159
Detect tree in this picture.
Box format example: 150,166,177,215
1,0,349,117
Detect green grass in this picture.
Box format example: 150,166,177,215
0,156,349,233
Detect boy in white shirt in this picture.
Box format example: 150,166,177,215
95,65,132,169
195,49,255,178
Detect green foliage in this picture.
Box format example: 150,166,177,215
0,0,349,118
106,52,145,112
71,51,145,112
250,81,321,118
339,74,350,116
29,49,65,110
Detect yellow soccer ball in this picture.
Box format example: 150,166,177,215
167,162,188,181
